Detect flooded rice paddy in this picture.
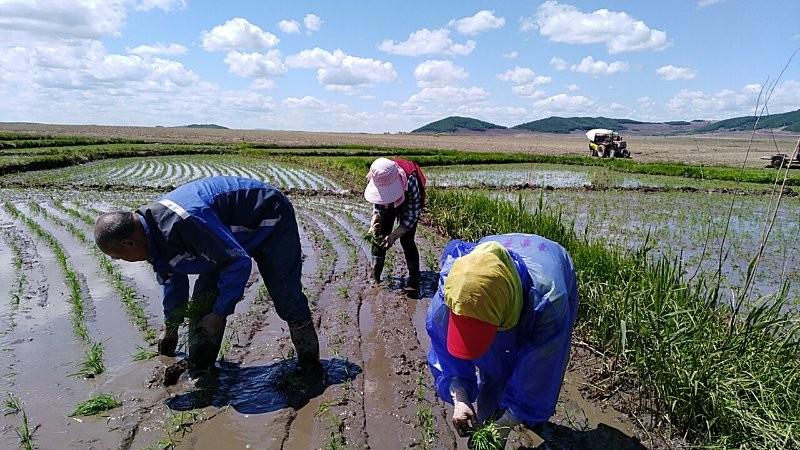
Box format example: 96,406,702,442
2,155,788,449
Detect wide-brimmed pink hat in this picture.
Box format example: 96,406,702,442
364,158,407,206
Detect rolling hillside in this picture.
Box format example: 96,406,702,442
695,109,800,133
512,116,648,133
411,116,506,133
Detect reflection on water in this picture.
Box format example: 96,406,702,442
166,358,361,413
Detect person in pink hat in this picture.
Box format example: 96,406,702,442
364,157,427,298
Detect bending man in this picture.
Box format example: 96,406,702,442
426,233,578,443
94,176,322,382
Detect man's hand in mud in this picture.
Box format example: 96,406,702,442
452,400,476,437
157,325,179,356
199,312,226,334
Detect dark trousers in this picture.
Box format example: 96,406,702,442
372,208,420,281
188,200,313,369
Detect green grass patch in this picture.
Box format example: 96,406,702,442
70,393,121,416
425,189,800,449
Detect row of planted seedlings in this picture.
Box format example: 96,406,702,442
294,204,364,449
303,197,454,449
3,201,106,378
20,199,161,420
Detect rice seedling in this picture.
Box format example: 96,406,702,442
415,407,436,449
132,346,158,361
70,393,121,416
467,422,507,450
77,342,105,378
4,393,21,415
325,413,346,450
15,410,38,450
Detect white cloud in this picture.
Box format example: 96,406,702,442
250,79,276,90
286,48,396,88
498,67,551,99
406,86,489,105
529,1,669,53
224,50,287,78
571,56,629,76
304,14,322,32
0,0,129,39
533,93,595,114
566,83,579,92
283,96,346,113
378,28,475,56
133,0,186,11
448,10,505,36
519,16,536,32
497,67,551,85
278,19,301,34
503,51,518,59
127,43,187,56
656,65,696,81
667,81,800,119
201,18,279,52
414,60,468,88
549,57,568,71
511,85,546,99
697,0,723,8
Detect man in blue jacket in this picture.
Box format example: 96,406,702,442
426,233,578,444
94,176,322,382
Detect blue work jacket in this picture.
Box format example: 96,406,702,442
136,176,286,318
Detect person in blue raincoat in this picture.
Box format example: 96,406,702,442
426,233,579,443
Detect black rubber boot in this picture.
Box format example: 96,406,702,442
404,257,421,299
187,317,226,376
372,256,385,284
157,324,179,357
289,321,324,385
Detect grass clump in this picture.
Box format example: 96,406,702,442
425,189,800,449
70,393,121,416
78,342,105,378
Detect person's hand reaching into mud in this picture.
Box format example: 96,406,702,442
452,400,476,437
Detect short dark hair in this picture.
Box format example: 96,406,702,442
94,211,138,250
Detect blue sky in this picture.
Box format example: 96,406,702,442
1,0,798,132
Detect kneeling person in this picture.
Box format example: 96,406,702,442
94,176,322,381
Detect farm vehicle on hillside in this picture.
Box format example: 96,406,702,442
586,128,630,158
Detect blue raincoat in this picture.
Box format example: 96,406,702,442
426,233,579,426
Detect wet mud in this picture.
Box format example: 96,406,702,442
0,191,655,450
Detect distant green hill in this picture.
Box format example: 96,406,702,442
696,109,800,133
412,116,506,133
512,116,648,133
180,124,229,129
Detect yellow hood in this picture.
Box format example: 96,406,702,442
444,241,523,330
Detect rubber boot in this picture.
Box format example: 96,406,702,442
187,317,226,376
404,257,421,299
371,256,385,284
289,321,324,385
157,324,179,357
